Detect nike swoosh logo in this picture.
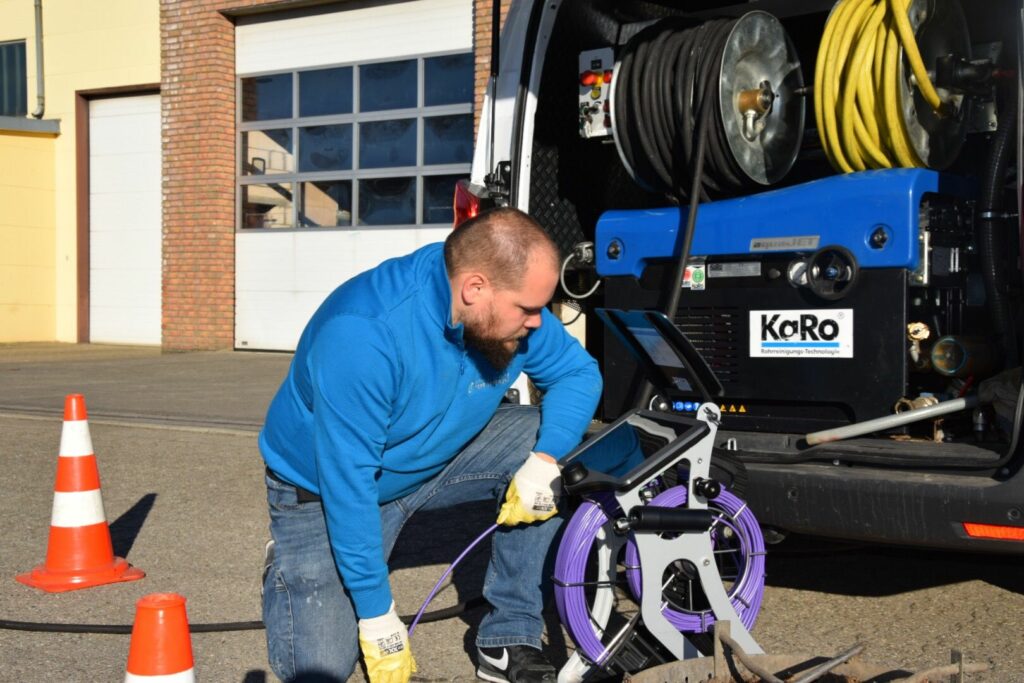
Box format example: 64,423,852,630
480,649,509,670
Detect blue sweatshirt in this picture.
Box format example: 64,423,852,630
259,242,603,619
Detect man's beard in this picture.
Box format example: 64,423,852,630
463,306,522,372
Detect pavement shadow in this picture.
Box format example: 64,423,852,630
109,492,157,559
764,534,1024,596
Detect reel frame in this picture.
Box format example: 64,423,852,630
555,405,763,682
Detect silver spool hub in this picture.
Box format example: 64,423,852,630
900,0,971,169
719,11,805,185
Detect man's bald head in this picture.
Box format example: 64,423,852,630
444,208,559,290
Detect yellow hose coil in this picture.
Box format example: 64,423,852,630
815,0,947,172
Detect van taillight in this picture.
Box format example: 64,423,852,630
963,522,1024,541
453,179,482,228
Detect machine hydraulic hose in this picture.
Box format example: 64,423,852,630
978,89,1019,369
814,0,963,171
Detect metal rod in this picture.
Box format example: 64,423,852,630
806,396,979,445
717,630,784,683
790,642,865,683
899,662,989,682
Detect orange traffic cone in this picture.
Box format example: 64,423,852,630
124,593,196,682
16,394,145,592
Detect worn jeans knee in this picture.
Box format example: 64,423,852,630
263,474,358,682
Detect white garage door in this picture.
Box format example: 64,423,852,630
89,94,162,345
233,0,472,351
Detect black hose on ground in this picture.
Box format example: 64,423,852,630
0,596,487,635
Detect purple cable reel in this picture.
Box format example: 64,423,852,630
552,403,766,682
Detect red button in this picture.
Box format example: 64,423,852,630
580,71,598,86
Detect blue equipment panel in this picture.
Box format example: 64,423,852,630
595,169,971,278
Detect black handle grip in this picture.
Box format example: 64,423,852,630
627,506,716,533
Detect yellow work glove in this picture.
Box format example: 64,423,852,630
497,451,561,526
357,602,417,683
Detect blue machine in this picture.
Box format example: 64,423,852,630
596,169,972,278
595,169,978,431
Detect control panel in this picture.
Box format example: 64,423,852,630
578,48,615,138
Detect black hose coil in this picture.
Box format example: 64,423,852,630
614,18,749,201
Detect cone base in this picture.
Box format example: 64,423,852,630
16,556,145,593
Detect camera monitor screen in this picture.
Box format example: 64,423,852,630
596,308,723,403
560,411,708,490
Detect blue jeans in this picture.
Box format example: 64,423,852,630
262,405,563,682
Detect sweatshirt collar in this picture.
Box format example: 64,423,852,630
426,244,465,344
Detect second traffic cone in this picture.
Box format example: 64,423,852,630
125,593,195,682
16,394,145,592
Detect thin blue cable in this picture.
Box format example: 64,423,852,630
408,523,500,637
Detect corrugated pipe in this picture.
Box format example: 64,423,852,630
31,0,44,119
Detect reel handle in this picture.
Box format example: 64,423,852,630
627,506,717,533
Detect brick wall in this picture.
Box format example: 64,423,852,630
162,0,491,351
161,0,282,351
472,0,509,133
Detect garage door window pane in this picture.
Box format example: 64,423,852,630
299,124,352,172
422,174,465,224
239,53,471,229
301,181,352,227
360,60,416,112
425,54,473,106
242,183,294,228
243,129,294,174
300,67,353,117
359,177,415,225
241,74,292,121
360,119,416,168
424,115,472,165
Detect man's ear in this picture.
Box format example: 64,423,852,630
459,272,490,305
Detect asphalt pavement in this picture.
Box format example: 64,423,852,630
0,343,1021,682
0,343,504,682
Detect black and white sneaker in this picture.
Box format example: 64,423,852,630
476,645,557,683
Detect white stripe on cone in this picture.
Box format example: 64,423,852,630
51,490,107,527
59,420,94,457
125,668,195,682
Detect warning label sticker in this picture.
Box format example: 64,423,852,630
750,309,853,358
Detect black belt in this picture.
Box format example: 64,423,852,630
265,467,322,504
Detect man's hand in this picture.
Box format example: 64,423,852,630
497,452,561,526
357,602,416,683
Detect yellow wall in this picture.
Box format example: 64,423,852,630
0,131,56,341
0,0,159,342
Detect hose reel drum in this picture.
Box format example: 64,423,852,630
718,11,806,186
816,0,974,172
609,11,805,199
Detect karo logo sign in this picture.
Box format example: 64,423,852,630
750,309,853,358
